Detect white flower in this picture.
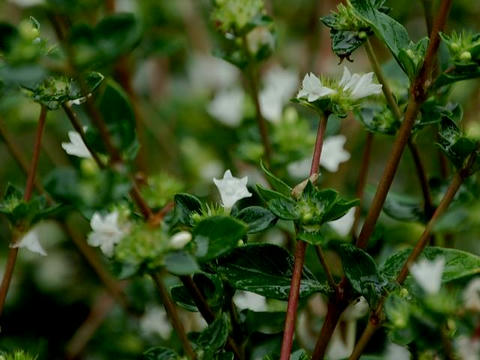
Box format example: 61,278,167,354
328,208,355,237
61,131,92,159
189,54,239,91
463,277,480,312
287,157,311,179
260,67,298,123
11,226,47,256
87,211,126,257
297,73,336,102
213,170,252,210
9,0,44,7
339,66,382,100
383,343,411,360
169,231,192,250
207,88,245,127
140,306,172,339
410,257,445,294
233,291,267,312
247,27,275,54
456,335,480,360
321,135,350,172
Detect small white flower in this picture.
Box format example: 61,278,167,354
297,73,336,102
339,66,382,100
169,231,192,250
87,211,126,257
207,88,245,127
11,226,47,256
463,277,480,312
189,54,239,91
383,343,411,360
233,291,267,312
213,170,252,210
328,208,355,237
140,306,172,339
61,131,92,159
246,27,275,54
287,157,312,179
456,335,480,360
410,257,445,294
321,135,350,172
9,0,44,7
260,67,298,123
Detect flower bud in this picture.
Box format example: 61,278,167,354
169,231,192,249
460,50,472,61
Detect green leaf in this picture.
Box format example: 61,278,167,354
193,216,247,262
383,192,425,222
142,347,179,360
334,243,387,307
380,247,480,283
70,13,142,68
354,103,399,135
164,251,199,275
256,185,291,203
192,313,229,353
351,0,410,70
434,65,480,88
171,273,224,312
216,244,330,300
234,206,277,233
290,350,311,360
242,310,285,335
96,79,137,156
173,193,202,226
260,160,292,196
266,198,300,221
437,115,477,168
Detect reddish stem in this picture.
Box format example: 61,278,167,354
279,113,328,360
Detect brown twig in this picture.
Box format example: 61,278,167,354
348,153,476,360
152,273,196,359
279,113,329,360
0,106,47,317
356,0,452,249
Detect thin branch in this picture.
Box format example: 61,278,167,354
348,153,476,360
352,132,374,236
356,0,452,249
180,276,244,360
279,113,329,360
0,106,47,317
152,273,196,359
242,35,272,165
62,103,106,169
365,38,434,218
315,246,337,291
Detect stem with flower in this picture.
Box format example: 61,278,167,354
0,105,47,317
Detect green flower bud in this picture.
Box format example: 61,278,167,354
18,21,39,41
460,50,472,61
358,31,367,39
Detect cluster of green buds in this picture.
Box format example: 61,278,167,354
211,0,274,68
0,17,47,65
0,350,37,360
321,1,372,60
212,0,265,34
441,31,480,65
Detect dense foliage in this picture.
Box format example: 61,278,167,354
1,0,480,359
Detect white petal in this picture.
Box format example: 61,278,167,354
207,88,244,127
339,66,352,87
328,208,355,237
12,227,47,256
213,169,252,210
463,277,480,312
233,291,267,311
170,231,192,249
410,257,445,294
87,211,126,257
61,131,92,159
320,135,351,172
